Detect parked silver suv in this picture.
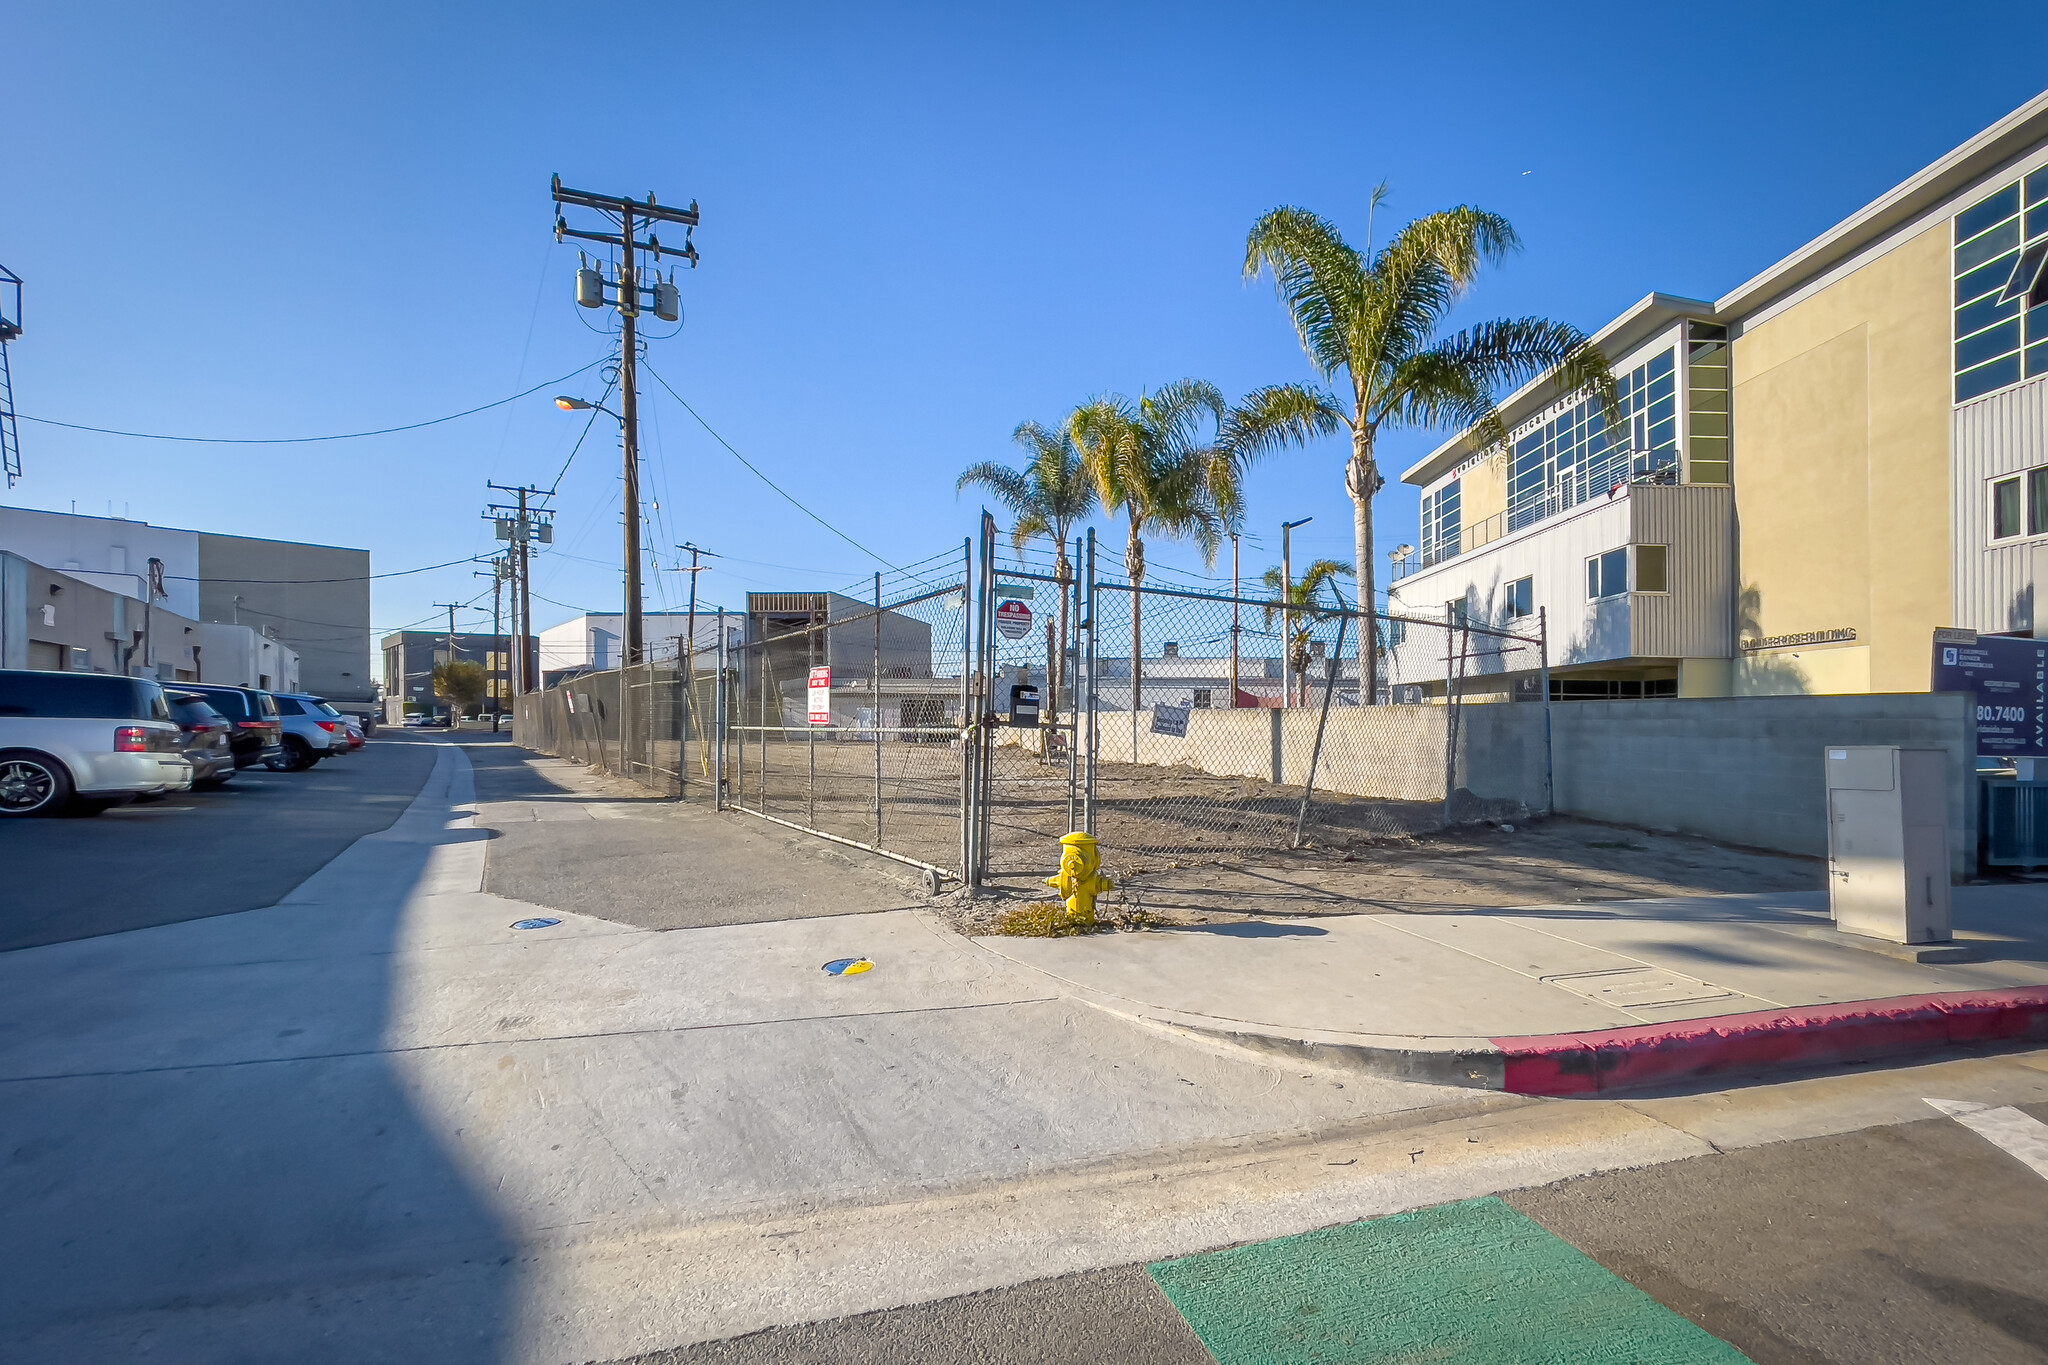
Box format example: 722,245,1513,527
0,670,192,816
268,692,353,771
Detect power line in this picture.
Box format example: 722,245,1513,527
18,357,609,444
640,362,894,569
164,554,489,585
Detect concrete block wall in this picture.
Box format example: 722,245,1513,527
1090,706,1447,803
1461,694,1975,878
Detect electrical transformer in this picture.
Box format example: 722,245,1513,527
1824,746,1952,944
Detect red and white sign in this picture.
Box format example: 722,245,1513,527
994,598,1033,641
807,666,832,724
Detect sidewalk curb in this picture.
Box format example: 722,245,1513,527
1065,986,2048,1097
1493,987,2048,1096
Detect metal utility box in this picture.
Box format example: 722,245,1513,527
1008,683,1040,729
1825,746,1952,944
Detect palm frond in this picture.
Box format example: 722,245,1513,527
1244,207,1366,381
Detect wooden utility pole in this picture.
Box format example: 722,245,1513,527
553,176,698,670
487,482,549,696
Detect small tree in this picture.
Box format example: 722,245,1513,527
433,659,488,717
1260,559,1353,705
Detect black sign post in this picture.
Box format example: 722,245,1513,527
1932,631,2048,758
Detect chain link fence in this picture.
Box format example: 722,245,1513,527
511,526,1550,891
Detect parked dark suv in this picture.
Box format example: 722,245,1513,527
165,691,238,787
174,684,284,771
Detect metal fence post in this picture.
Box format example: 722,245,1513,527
1442,606,1457,821
1065,536,1081,834
958,536,974,888
1293,613,1348,848
714,608,727,809
1538,606,1554,815
1083,527,1098,837
874,571,884,847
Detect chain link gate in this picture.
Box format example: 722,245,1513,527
965,513,1084,881
726,547,973,888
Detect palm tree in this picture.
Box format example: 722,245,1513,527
1069,380,1233,723
1259,559,1353,705
1242,198,1616,703
956,421,1098,718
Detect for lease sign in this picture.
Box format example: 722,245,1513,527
1932,631,2048,757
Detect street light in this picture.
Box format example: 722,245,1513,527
555,395,623,421
1282,517,1312,707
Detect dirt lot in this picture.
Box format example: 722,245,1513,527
511,734,1824,934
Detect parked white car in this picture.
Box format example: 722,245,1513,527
0,670,192,816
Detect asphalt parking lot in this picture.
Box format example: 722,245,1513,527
0,733,438,951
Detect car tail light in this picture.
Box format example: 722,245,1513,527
115,725,150,752
237,720,277,730
315,721,338,733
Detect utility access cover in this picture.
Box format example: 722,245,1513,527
1541,967,1738,1012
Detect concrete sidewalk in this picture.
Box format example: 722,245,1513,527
971,887,2048,1090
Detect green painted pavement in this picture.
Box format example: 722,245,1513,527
1148,1196,1753,1365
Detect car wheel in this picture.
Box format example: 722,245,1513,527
275,737,313,771
0,751,72,817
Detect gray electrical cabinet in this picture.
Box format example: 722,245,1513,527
1824,746,1952,944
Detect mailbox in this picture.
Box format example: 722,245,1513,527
1008,684,1041,729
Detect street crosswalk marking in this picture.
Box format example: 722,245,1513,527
1149,1196,1752,1364
1925,1098,2048,1180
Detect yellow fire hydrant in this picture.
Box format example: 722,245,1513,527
1045,831,1113,926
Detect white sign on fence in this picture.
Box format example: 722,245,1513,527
808,666,832,724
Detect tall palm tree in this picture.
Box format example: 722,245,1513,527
1259,559,1353,705
956,420,1098,718
1243,199,1616,703
1069,380,1232,723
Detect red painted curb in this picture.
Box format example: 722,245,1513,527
1492,987,2048,1096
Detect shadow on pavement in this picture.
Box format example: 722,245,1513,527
0,740,519,1364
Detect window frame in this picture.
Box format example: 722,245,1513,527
1634,544,1670,594
1586,548,1630,601
1992,475,2024,540
1504,576,1534,620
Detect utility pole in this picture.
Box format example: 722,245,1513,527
674,542,718,674
553,175,699,670
477,558,510,727
487,482,550,697
1281,517,1312,708
433,602,464,722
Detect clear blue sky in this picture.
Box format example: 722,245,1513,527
8,4,2048,653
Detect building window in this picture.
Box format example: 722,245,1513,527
1508,349,1677,533
2032,466,2048,536
1686,322,1731,485
1954,171,2048,403
1421,478,1462,566
1993,476,2023,539
1505,576,1533,619
1191,688,1211,708
1635,544,1669,592
1587,548,1629,600
1383,618,1407,650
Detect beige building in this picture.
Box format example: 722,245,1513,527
1390,89,2048,705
